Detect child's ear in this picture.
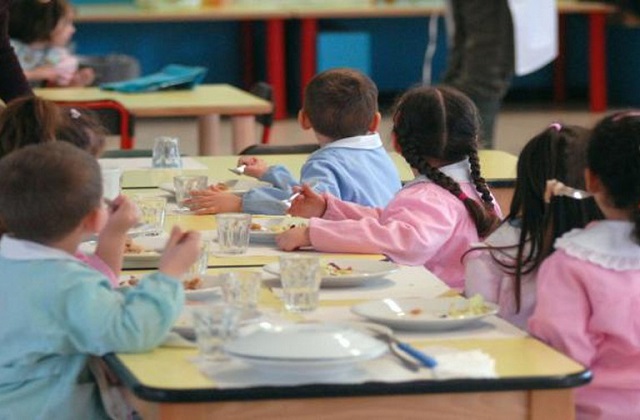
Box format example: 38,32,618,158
298,110,312,130
82,206,108,235
368,112,382,132
584,168,601,194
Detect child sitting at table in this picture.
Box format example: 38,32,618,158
462,124,602,330
9,0,95,87
186,68,402,215
0,96,135,287
276,85,502,289
0,142,201,419
529,112,640,420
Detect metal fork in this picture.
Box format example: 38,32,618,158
228,164,246,175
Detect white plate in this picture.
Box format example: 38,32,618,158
118,274,222,301
351,297,499,332
223,323,386,375
79,233,168,269
159,179,270,196
263,259,399,288
250,216,308,244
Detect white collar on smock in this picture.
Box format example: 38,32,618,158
403,158,472,189
0,235,76,261
322,132,383,150
555,220,640,271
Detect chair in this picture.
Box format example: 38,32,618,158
250,81,274,145
52,99,136,150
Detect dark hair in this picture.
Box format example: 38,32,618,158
303,68,378,140
392,85,500,237
9,0,71,43
464,124,603,311
588,112,640,243
0,142,102,243
0,96,106,159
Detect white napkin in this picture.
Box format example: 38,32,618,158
424,347,497,379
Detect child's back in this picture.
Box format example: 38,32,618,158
529,112,640,419
0,142,198,418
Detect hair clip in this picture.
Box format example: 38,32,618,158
69,108,81,119
612,111,640,122
549,122,562,131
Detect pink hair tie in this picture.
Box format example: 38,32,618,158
457,192,468,201
549,122,562,131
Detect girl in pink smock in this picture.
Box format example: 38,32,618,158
276,86,502,289
529,112,640,420
463,124,602,330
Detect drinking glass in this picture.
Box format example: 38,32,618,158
191,302,240,361
279,255,321,313
132,195,166,236
221,271,262,313
215,213,251,254
173,175,208,211
185,241,210,278
152,136,182,168
100,166,122,201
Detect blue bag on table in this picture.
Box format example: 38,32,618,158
100,64,208,93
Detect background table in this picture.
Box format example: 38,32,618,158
35,84,272,155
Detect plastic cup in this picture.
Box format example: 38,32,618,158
279,255,321,313
215,213,251,254
191,302,240,361
100,165,122,201
152,136,182,168
222,271,262,312
173,175,208,211
132,195,166,236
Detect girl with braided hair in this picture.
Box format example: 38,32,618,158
529,111,640,419
463,123,602,330
276,85,501,289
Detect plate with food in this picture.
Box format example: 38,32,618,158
249,216,308,244
263,258,399,288
80,234,168,270
350,295,498,331
119,274,223,301
159,179,270,196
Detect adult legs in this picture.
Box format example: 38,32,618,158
441,0,514,148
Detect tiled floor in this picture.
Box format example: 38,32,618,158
112,102,616,158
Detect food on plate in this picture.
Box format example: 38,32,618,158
324,262,354,276
123,238,144,254
182,277,203,290
250,222,264,231
442,295,492,319
409,308,423,316
119,275,203,291
250,221,298,233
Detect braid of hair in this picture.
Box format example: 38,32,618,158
468,150,496,209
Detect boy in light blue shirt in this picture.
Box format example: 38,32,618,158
0,142,201,419
186,68,402,215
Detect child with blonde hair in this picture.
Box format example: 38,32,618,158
277,86,501,289
529,112,640,419
0,142,200,418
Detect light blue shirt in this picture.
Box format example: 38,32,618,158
242,133,402,214
0,236,184,419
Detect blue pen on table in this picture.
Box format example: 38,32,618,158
395,341,438,369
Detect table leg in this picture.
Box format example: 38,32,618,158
588,12,607,112
231,115,257,154
198,114,221,156
300,18,318,103
266,19,287,120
